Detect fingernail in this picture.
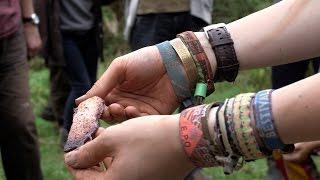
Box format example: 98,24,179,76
65,152,77,166
75,95,86,104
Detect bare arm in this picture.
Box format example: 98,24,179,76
20,0,42,58
197,0,320,74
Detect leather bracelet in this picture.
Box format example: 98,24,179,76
170,38,198,90
203,24,239,82
177,31,215,94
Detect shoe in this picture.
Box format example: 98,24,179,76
41,105,56,122
59,127,69,149
185,168,212,180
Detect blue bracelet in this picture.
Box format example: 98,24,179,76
253,89,284,150
156,41,192,102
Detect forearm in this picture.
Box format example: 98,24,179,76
273,74,320,143
197,0,320,75
20,0,35,17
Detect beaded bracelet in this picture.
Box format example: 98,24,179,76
156,41,192,102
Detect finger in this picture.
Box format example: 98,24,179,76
103,157,113,169
75,59,125,105
124,106,141,119
66,164,104,180
64,128,116,168
93,127,105,138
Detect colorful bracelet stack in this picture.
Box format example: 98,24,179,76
179,90,294,175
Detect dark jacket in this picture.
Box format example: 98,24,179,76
35,0,109,66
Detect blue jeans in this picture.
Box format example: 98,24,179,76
62,30,99,131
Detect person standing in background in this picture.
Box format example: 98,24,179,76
0,0,43,179
35,0,71,148
124,0,213,51
59,0,109,147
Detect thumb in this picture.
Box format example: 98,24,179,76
64,128,116,168
75,59,125,105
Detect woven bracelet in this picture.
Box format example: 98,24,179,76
177,31,215,94
170,38,198,90
156,41,192,102
180,104,220,167
253,89,294,153
231,93,264,160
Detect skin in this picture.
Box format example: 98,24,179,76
20,0,42,58
283,141,320,163
65,0,320,179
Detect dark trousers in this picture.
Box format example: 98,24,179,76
0,27,43,180
48,64,70,127
62,30,99,131
272,58,319,89
130,12,208,51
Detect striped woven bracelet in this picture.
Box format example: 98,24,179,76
156,41,192,102
231,93,264,160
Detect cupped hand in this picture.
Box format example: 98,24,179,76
64,114,195,180
76,46,180,123
282,142,314,163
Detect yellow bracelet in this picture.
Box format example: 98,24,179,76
170,38,198,90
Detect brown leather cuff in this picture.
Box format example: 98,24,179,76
204,24,239,82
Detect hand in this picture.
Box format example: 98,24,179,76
76,46,180,123
282,142,316,163
64,114,195,180
23,23,42,58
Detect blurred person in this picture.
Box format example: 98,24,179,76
0,0,43,179
59,0,113,147
34,0,71,148
124,0,213,51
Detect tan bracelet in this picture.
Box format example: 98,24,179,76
170,38,198,90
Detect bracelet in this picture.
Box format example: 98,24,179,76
232,93,264,160
180,104,221,167
156,41,192,102
253,89,294,153
177,31,215,94
170,38,198,90
203,23,239,82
